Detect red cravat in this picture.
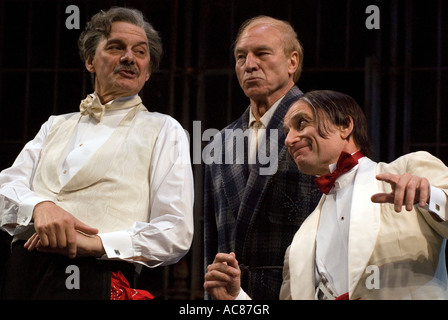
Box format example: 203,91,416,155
314,151,364,194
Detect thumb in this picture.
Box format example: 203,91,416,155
371,192,394,204
73,218,98,235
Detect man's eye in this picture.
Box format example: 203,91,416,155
297,120,307,130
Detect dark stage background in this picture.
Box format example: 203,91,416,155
0,0,447,299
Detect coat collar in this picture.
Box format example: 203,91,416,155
219,86,303,219
289,157,380,299
347,157,381,296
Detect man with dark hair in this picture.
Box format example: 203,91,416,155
0,7,194,299
204,90,448,300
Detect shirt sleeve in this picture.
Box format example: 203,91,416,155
98,116,194,267
234,288,252,300
0,118,55,235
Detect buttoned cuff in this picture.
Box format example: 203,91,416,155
426,186,448,220
98,230,134,260
18,195,52,226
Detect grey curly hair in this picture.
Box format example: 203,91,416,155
78,7,163,73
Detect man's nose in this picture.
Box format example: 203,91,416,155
284,129,299,147
244,53,258,71
120,48,135,64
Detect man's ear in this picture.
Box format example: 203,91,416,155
85,56,95,73
340,116,354,140
287,51,299,77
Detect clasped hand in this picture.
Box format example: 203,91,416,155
204,252,241,300
24,201,104,259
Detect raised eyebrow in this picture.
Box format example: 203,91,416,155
105,38,125,46
133,41,149,48
290,112,312,127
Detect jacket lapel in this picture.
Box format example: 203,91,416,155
289,196,325,299
218,109,250,219
233,86,303,251
348,157,381,295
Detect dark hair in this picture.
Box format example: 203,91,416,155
299,90,373,157
78,7,163,72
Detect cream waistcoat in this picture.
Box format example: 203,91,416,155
31,102,162,233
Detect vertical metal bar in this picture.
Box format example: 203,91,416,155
0,1,4,133
195,0,207,299
403,0,413,154
181,0,203,300
364,0,382,162
53,1,61,115
23,1,33,142
435,0,442,157
388,0,398,161
196,0,207,126
181,0,193,128
316,0,322,66
168,0,179,117
227,0,235,124
345,0,351,67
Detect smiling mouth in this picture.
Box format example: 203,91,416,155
290,142,311,159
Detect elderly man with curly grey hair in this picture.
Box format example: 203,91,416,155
0,7,194,300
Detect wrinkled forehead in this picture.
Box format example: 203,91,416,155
236,23,282,48
106,21,148,42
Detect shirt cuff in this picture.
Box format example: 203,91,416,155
98,230,134,260
18,195,52,226
425,186,448,220
234,288,251,300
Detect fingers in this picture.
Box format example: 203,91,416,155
207,252,240,277
73,218,99,235
24,233,40,251
31,202,98,259
204,252,242,299
372,173,431,212
65,227,77,259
